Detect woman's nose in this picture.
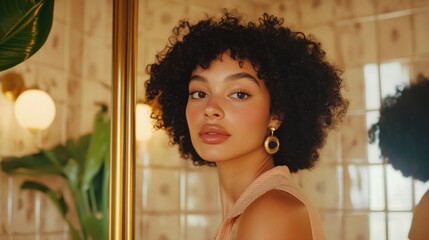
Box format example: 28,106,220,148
204,98,224,120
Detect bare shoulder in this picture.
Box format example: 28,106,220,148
233,189,313,240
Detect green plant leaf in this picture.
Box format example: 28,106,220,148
42,145,71,168
81,106,110,189
0,0,55,71
84,215,107,240
0,152,62,176
21,180,68,215
66,134,91,166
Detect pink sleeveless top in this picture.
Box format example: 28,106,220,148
214,166,326,240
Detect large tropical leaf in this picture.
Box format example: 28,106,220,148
0,151,62,176
81,105,110,189
0,0,55,71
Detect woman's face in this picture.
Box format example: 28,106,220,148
186,53,279,163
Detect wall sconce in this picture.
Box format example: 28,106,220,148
0,72,25,101
0,72,56,132
135,103,153,142
14,89,56,132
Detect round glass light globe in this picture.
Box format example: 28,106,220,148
14,89,56,131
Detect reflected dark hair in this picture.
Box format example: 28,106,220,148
369,74,429,182
145,9,348,172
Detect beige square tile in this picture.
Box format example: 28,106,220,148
186,169,220,211
319,130,340,164
65,105,82,141
139,36,168,76
320,213,342,240
183,4,208,20
80,80,111,114
36,20,67,70
369,212,386,239
37,65,67,102
334,0,376,19
300,165,340,209
67,78,83,108
142,214,180,240
386,165,413,211
136,73,149,101
40,103,65,149
376,0,412,13
84,0,107,37
305,24,337,61
388,213,413,240
343,214,369,240
185,214,221,240
11,177,37,234
344,165,370,209
0,97,16,155
363,63,381,110
145,131,183,167
413,0,429,6
336,21,377,66
413,11,429,55
104,0,113,42
136,34,148,75
78,107,102,135
141,0,186,40
53,0,67,22
135,166,144,213
340,114,368,163
39,233,68,240
135,215,147,239
342,67,366,110
414,181,429,205
7,235,38,240
37,176,66,233
143,168,181,211
369,165,386,211
10,119,39,155
68,28,84,77
379,61,411,98
188,0,230,11
0,173,11,235
82,36,108,82
378,16,413,61
299,0,335,26
256,0,300,26
411,59,429,80
69,0,85,31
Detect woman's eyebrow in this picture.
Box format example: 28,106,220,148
225,72,260,86
190,72,260,86
190,75,206,82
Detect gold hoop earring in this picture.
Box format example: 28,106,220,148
264,127,280,154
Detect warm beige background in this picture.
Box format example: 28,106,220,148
1,0,429,239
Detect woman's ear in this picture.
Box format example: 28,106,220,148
269,113,283,130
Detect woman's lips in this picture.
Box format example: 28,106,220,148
199,125,230,144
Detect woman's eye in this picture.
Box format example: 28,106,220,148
231,91,250,99
189,91,208,99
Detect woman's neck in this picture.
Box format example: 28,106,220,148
216,152,274,218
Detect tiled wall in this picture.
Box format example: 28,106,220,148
1,0,429,239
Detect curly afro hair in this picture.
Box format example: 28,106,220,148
144,9,348,172
369,75,429,182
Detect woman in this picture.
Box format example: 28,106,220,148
145,9,348,240
369,75,429,240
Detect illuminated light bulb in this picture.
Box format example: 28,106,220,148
14,89,56,131
136,103,153,142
